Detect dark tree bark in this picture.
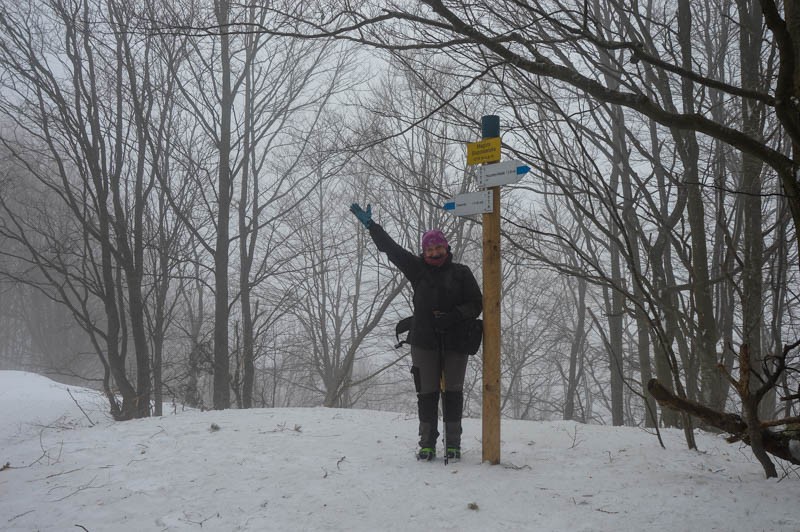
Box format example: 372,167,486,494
213,0,233,410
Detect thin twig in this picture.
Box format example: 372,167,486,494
67,389,95,427
51,476,101,502
8,509,35,522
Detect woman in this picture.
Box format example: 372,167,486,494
350,203,483,461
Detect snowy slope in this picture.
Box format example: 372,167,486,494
1,370,798,532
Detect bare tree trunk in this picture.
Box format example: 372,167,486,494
145,30,185,417
238,156,255,409
737,0,769,420
593,86,624,425
673,0,721,412
213,0,233,410
593,0,655,427
181,250,208,409
603,155,625,425
150,185,175,416
771,196,791,419
238,5,258,408
564,276,586,422
739,346,778,477
605,261,625,426
110,24,152,417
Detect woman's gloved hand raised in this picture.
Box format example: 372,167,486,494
350,203,373,229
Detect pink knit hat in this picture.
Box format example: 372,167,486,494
421,229,448,250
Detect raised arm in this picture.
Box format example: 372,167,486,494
349,203,421,281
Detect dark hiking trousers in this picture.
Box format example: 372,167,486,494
411,345,468,449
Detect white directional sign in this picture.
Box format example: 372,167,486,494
444,190,493,217
477,159,530,188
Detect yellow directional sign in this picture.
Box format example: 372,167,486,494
467,137,501,165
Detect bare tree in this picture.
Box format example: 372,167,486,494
0,1,155,418
160,0,361,409
249,0,800,476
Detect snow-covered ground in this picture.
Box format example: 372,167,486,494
1,370,798,531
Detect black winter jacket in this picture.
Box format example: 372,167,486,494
368,222,482,352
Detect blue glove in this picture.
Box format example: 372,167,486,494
350,203,373,228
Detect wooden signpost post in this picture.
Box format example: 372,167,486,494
444,115,529,464
479,115,502,465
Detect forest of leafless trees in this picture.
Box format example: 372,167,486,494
0,0,799,477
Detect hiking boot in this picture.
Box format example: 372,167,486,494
444,420,462,450
446,447,461,460
417,447,436,461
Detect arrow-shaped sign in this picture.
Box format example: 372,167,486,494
477,159,530,188
443,190,493,217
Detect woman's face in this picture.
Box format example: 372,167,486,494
424,244,447,259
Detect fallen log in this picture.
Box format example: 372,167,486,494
647,379,800,466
